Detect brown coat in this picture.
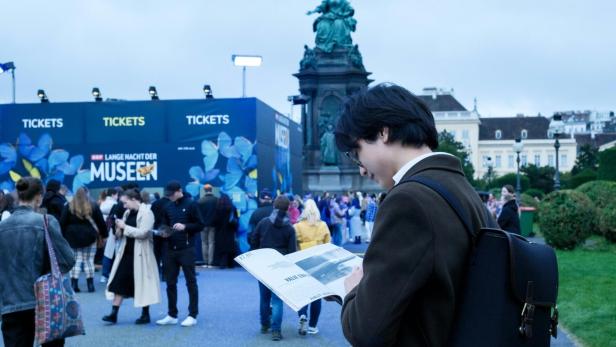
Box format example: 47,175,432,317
341,154,492,346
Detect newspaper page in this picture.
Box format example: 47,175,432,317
235,248,337,311
285,243,363,301
235,243,363,311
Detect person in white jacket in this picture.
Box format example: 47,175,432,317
102,189,161,325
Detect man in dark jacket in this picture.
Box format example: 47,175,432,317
197,184,218,267
334,83,492,346
156,181,204,328
248,189,273,233
40,179,66,222
249,195,296,341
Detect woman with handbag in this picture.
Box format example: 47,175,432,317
103,189,161,324
60,187,107,293
0,177,76,347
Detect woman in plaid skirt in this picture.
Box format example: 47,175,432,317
60,187,107,293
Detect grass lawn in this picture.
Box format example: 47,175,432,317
556,237,616,347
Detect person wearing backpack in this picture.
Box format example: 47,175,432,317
334,83,492,346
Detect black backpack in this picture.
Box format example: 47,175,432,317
402,176,559,347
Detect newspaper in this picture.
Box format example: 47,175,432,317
234,243,362,311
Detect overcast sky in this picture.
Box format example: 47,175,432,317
1,0,614,118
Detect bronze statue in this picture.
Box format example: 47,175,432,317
307,0,357,53
320,123,338,165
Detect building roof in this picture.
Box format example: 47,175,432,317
479,116,550,140
418,94,467,112
574,133,616,148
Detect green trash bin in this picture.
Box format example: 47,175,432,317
519,207,536,237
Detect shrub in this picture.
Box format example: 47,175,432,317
597,147,616,181
598,201,616,243
538,190,596,250
524,188,545,199
576,180,616,209
520,193,539,209
568,169,597,189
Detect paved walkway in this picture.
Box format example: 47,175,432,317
1,240,578,346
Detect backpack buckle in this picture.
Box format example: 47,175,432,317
519,302,536,338
549,305,559,338
519,281,535,339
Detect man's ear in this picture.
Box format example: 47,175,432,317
380,127,390,143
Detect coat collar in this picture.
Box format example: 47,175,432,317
395,154,465,188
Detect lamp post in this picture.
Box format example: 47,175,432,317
513,138,524,200
0,62,16,103
549,114,565,191
231,55,262,98
486,156,494,188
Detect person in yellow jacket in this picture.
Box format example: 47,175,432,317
293,199,331,335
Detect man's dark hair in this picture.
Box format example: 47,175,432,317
273,195,290,211
123,188,143,202
106,187,118,197
334,83,438,152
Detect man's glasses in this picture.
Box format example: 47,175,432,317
344,151,363,167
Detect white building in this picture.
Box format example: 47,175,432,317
418,88,577,179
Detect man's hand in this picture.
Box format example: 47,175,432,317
115,219,125,230
172,223,186,231
344,266,363,294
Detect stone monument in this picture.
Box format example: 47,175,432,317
295,0,379,193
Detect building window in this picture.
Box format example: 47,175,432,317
521,154,528,166
548,154,555,167
495,130,502,139
462,129,469,139
508,155,514,168
561,154,568,168
482,155,489,168
495,155,502,168
521,129,528,139
534,154,541,166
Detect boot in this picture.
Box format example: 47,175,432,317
102,305,119,324
71,278,81,293
135,306,150,325
87,278,95,293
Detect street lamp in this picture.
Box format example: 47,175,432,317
486,156,494,188
549,114,565,191
92,87,102,102
231,54,262,98
0,62,16,103
37,89,49,103
148,86,159,100
513,138,524,200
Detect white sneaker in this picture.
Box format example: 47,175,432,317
298,314,307,335
156,315,178,325
99,276,107,283
307,327,319,335
180,316,197,327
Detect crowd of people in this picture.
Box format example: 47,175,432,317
0,172,388,345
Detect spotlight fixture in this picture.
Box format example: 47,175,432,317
203,84,213,99
92,87,102,102
148,86,159,100
37,89,49,103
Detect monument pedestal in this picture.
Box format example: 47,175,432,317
303,166,381,194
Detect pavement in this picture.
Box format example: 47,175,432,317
1,239,578,346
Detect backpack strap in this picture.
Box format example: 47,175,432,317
399,176,477,242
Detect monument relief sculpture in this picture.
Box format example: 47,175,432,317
307,0,357,53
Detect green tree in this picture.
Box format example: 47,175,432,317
491,173,530,191
437,131,475,184
597,147,616,181
521,164,555,194
571,144,598,175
